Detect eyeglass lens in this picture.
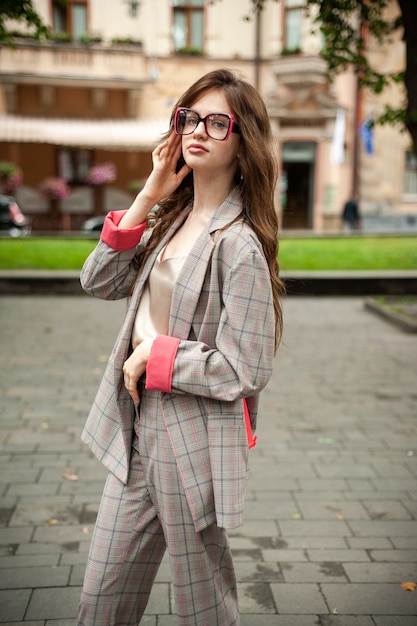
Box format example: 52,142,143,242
176,108,231,140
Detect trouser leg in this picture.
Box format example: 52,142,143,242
137,388,240,626
167,519,239,626
77,448,166,626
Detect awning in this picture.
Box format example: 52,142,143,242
0,115,169,151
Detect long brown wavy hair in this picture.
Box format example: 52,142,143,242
141,68,285,349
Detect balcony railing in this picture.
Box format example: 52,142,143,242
0,40,147,83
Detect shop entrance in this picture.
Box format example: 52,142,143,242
281,142,316,229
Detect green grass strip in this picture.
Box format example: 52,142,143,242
278,236,417,271
0,238,98,270
0,235,416,271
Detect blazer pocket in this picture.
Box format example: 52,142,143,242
207,418,249,528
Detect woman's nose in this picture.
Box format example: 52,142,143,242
193,120,207,136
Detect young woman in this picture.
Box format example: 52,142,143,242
77,68,285,626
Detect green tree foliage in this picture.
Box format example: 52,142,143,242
0,0,48,43
307,0,416,153
217,0,416,153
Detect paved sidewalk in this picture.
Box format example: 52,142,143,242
0,295,416,625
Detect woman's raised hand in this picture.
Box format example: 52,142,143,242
119,133,191,229
144,132,191,202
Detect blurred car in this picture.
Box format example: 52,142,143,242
82,215,105,232
82,206,158,233
0,194,31,237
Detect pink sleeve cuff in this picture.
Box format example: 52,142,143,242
145,335,180,393
100,210,147,251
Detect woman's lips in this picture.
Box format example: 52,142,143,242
188,143,209,154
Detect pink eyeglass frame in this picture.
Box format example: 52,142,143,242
173,107,241,141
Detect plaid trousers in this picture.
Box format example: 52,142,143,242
77,386,239,626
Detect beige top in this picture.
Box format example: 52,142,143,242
132,249,186,349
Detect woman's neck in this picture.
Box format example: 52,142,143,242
190,173,235,221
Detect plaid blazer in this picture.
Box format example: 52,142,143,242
80,187,276,531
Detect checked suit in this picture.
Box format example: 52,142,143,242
77,187,276,625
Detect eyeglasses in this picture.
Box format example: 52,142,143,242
174,107,241,141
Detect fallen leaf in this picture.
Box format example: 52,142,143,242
63,467,79,481
82,526,89,534
292,513,302,519
401,582,416,591
47,519,59,526
336,513,344,520
317,437,336,445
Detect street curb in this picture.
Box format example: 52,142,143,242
1,270,417,296
0,270,84,295
364,297,417,333
282,271,417,296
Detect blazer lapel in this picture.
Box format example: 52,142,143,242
169,229,215,339
169,186,244,340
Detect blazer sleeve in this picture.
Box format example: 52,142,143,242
146,244,275,401
80,210,148,300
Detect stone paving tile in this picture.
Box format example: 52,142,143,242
370,549,417,562
0,565,71,589
343,562,417,583
0,589,32,621
262,549,308,562
15,541,82,556
32,523,95,544
321,583,417,615
243,498,300,519
242,616,332,626
26,587,82,620
348,520,417,537
374,618,417,626
298,479,350,491
391,537,417,549
0,527,33,544
278,520,352,537
70,563,87,586
9,502,82,527
296,500,370,520
270,582,328,614
361,499,413,520
237,582,276,613
0,553,59,568
344,490,412,501
280,562,348,583
306,549,370,562
235,561,283,583
346,537,392,549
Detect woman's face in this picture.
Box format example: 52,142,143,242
181,89,241,179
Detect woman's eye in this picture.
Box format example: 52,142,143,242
210,118,227,129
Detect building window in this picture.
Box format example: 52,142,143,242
58,148,92,184
173,0,204,54
283,0,304,53
403,150,417,196
52,1,87,39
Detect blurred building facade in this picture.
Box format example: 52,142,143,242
0,0,415,231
